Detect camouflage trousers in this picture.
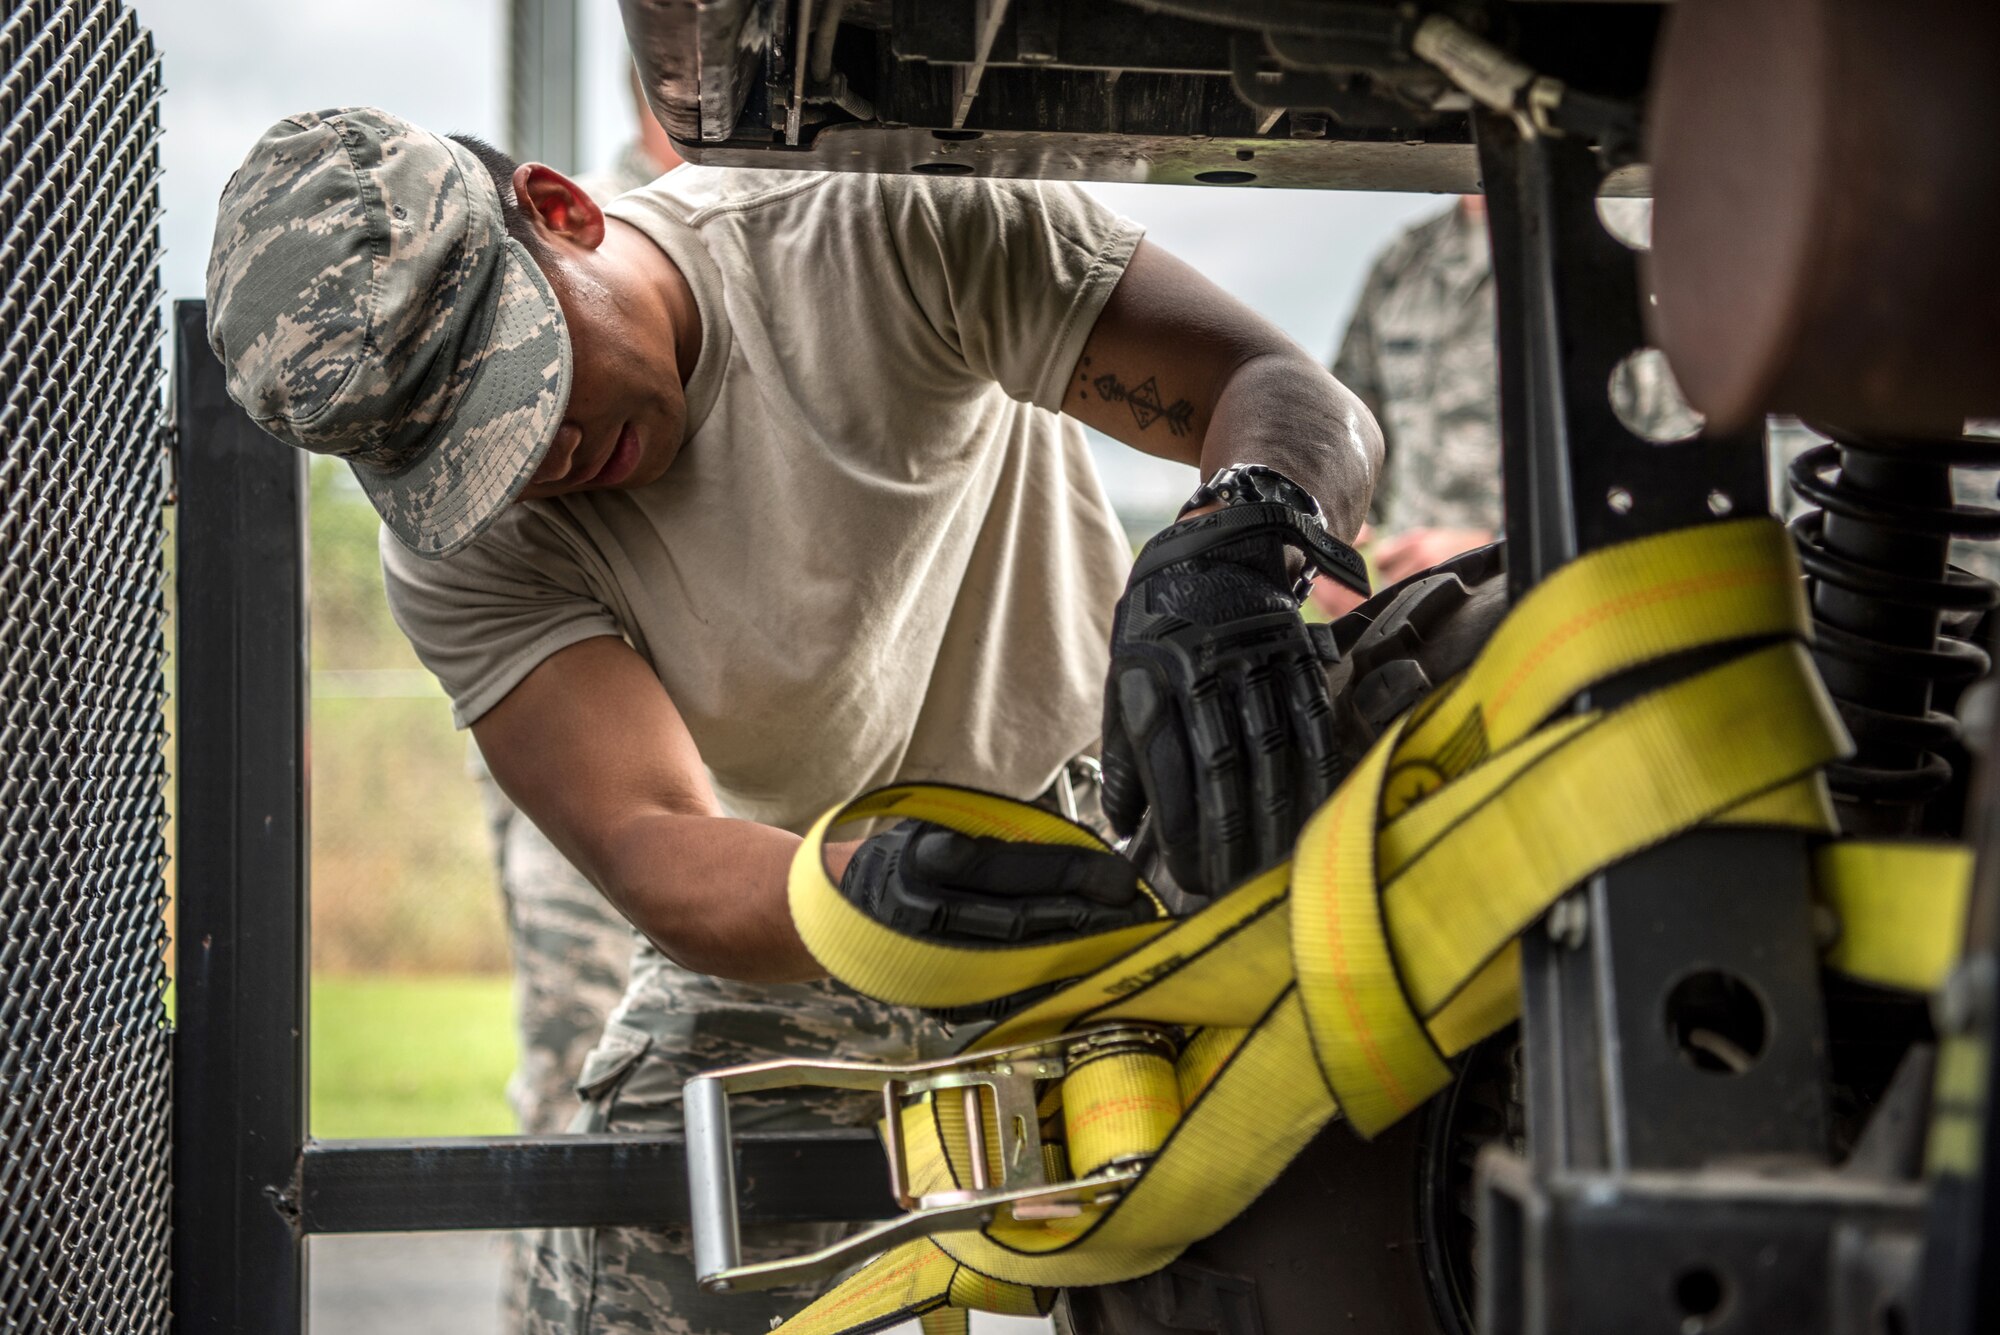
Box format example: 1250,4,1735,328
519,960,948,1335
478,773,926,1335
512,761,1107,1335
476,773,640,1139
475,773,641,1335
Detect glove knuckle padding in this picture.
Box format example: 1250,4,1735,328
1186,685,1237,769
1237,668,1294,867
1098,723,1148,838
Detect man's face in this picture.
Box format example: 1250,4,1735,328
517,246,688,501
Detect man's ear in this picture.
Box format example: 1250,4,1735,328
513,163,605,249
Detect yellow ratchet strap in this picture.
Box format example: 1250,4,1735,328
768,519,1968,1334
1816,840,1972,992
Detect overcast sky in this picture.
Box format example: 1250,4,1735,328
139,0,1452,516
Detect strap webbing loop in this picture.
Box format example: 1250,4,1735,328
765,520,1968,1334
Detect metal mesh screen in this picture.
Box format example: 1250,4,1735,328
0,2,168,1331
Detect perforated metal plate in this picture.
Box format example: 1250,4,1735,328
0,3,168,1330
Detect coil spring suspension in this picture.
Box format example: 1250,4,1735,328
1789,428,2000,829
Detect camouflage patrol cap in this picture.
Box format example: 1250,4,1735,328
206,107,572,559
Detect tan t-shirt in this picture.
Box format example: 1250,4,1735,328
382,166,1143,833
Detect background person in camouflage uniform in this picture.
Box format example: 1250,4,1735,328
1319,196,1997,619
1317,197,1699,614
473,771,638,1329
1330,196,1509,583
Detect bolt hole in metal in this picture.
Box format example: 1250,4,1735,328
1664,969,1770,1075
1610,348,1707,444
912,160,975,176
1594,193,1653,251
1194,169,1257,185
1672,1265,1729,1332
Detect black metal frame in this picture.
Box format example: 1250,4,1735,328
1467,116,1941,1335
1915,640,2000,1335
168,301,888,1333
171,299,311,1335
1477,115,1832,1175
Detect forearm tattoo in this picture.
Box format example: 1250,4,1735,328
1077,357,1195,437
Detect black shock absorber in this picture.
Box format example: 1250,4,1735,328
1789,427,2000,834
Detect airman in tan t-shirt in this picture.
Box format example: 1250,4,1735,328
206,110,1379,1333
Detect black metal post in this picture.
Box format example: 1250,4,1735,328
1473,116,1846,1333
1478,114,1829,1173
171,299,310,1333
298,1132,891,1234
1916,622,2000,1334
165,300,891,1333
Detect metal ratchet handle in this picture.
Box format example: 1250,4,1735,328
684,1077,743,1287
693,1165,1141,1294
682,1024,1176,1293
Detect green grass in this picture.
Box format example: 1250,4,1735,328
309,693,511,976
310,974,517,1139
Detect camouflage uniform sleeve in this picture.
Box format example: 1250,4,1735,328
1333,268,1393,525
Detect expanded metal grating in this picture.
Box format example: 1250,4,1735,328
0,2,168,1331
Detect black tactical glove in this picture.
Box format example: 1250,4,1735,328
1101,499,1368,898
840,819,1155,945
